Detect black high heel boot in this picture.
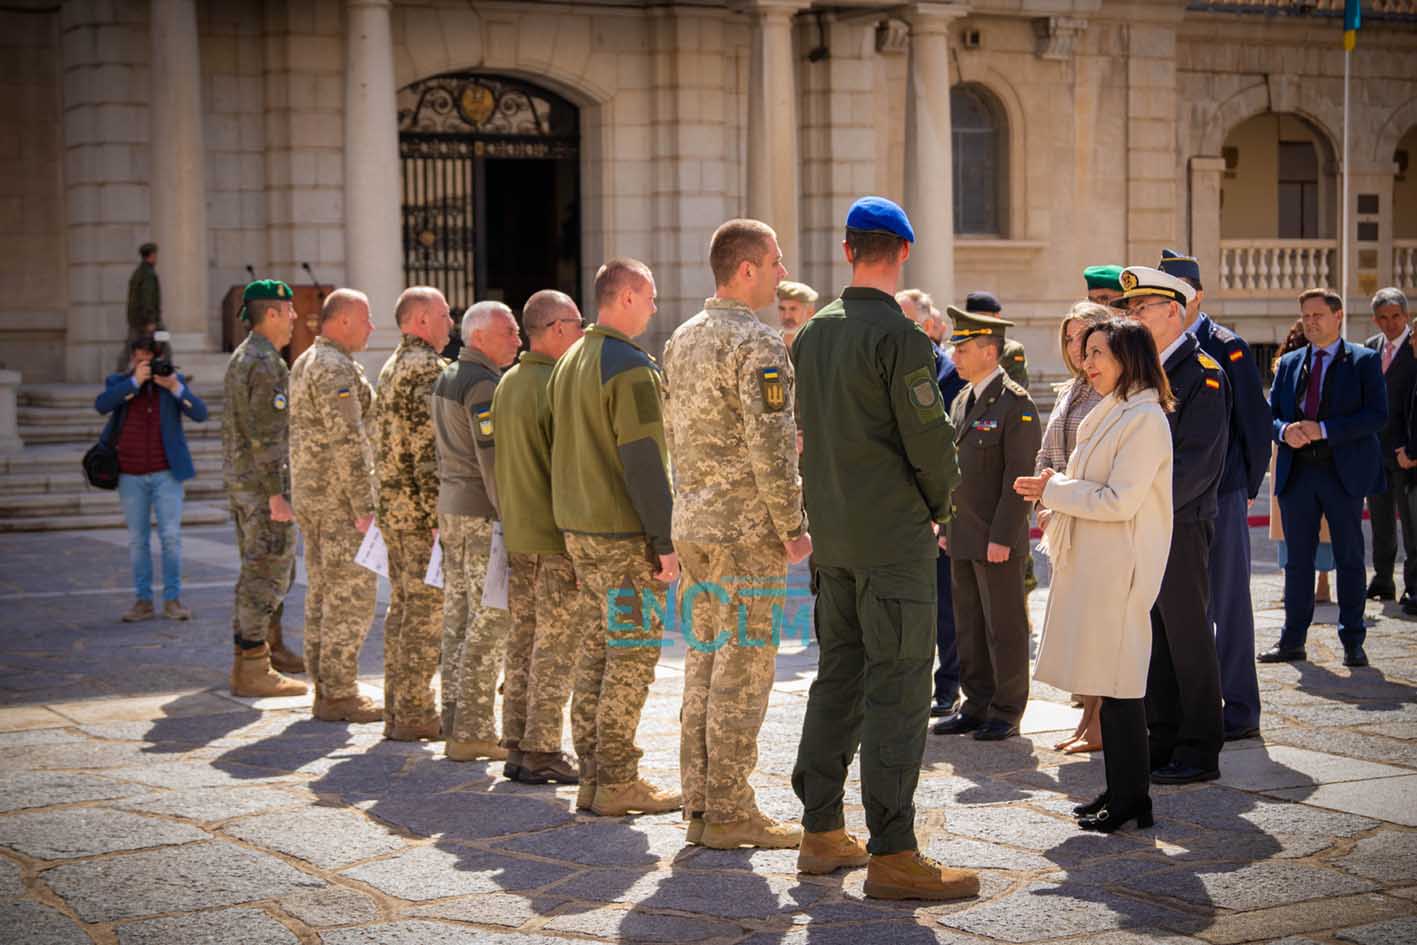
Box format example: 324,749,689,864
1078,797,1153,833
1072,791,1108,819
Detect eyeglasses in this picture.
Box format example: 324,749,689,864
1125,300,1170,316
550,317,586,329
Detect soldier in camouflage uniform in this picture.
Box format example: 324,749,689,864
223,279,307,698
372,287,454,741
548,258,682,818
663,220,812,849
432,300,523,762
122,242,161,370
289,288,383,724
493,289,592,784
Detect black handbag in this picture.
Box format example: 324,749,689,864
82,416,120,490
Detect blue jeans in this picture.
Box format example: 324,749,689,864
118,471,185,602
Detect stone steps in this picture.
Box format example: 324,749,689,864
0,498,230,533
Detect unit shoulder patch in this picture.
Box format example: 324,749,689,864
903,365,945,423
473,401,494,442
273,391,287,411
758,366,786,412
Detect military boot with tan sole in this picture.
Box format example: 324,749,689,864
386,716,442,741
313,693,384,723
797,827,870,875
863,851,980,901
685,812,705,845
576,759,596,811
231,644,308,699
701,812,803,850
591,778,682,817
445,738,508,762
266,621,306,674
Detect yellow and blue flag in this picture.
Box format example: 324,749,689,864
1344,0,1361,51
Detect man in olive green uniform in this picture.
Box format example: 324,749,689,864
791,197,977,901
372,287,454,741
123,243,161,370
493,289,590,784
223,279,306,698
663,219,812,850
932,307,1042,742
432,300,523,761
548,257,682,818
289,288,383,724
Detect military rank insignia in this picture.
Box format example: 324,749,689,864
273,392,287,411
759,367,785,412
475,406,493,438
1196,351,1221,371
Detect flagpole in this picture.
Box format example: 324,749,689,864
1342,40,1351,339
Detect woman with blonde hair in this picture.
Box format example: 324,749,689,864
1035,300,1111,753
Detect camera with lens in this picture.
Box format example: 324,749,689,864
137,330,175,377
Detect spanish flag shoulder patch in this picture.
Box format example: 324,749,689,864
1228,349,1245,362
1204,377,1221,390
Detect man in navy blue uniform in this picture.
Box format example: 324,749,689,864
897,289,967,716
1158,250,1270,741
1117,266,1229,785
1263,288,1387,669
1361,288,1417,608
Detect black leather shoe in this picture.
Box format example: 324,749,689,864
1257,644,1307,663
930,695,960,717
1366,579,1396,601
972,720,1019,741
1072,791,1109,818
1079,798,1154,833
931,712,983,735
1343,645,1369,668
1223,726,1261,742
1150,762,1220,785
1404,598,1417,616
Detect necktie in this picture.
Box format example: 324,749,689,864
965,390,977,415
1303,349,1327,420
1383,340,1396,374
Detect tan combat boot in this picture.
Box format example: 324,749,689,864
863,850,980,901
231,644,308,699
576,759,596,811
267,621,306,674
313,692,384,723
387,715,442,741
445,738,508,762
701,811,803,850
685,812,705,845
797,827,870,875
590,778,682,817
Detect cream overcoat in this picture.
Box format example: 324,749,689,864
1034,389,1174,699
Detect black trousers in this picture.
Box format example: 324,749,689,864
1367,464,1416,594
1100,697,1149,807
952,554,1030,724
1146,519,1224,772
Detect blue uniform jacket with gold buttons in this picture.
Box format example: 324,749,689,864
1163,333,1229,523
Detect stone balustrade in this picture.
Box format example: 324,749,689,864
1216,239,1338,296
1190,0,1417,14
1395,241,1417,293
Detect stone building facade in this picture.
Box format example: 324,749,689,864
1,0,1415,385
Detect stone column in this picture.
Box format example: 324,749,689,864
0,370,21,454
149,0,211,353
904,3,966,305
1188,156,1226,295
747,0,805,268
344,0,403,352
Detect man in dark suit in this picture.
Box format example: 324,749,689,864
1363,287,1417,607
1262,288,1387,668
1158,250,1270,742
898,289,968,716
932,306,1041,742
1118,266,1229,785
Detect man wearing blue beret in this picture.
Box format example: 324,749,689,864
791,196,977,901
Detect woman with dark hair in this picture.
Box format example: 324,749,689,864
1015,318,1174,832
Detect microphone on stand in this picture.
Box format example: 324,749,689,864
301,262,327,302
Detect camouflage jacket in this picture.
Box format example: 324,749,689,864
662,297,804,546
289,335,377,523
373,334,446,533
222,331,290,499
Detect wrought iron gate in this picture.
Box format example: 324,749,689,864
397,73,579,311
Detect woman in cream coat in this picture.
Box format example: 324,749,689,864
1015,318,1174,833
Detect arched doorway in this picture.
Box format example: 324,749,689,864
397,72,581,316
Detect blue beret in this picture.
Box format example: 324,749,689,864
1158,248,1201,283
965,291,1002,314
845,196,915,243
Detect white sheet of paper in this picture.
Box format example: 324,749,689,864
354,523,389,578
424,538,444,589
481,521,509,610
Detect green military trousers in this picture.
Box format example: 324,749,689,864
791,556,936,855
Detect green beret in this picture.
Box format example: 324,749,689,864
240,279,293,323
1083,265,1124,291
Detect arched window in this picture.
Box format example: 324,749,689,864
951,84,1006,236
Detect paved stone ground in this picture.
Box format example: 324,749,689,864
0,512,1415,945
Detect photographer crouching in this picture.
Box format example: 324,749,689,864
95,331,208,622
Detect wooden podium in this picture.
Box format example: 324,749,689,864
221,284,330,365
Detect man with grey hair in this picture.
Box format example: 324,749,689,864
1364,287,1417,612
372,286,453,741
432,299,523,761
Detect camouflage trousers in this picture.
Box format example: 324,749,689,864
298,514,377,701
564,533,665,786
383,527,443,724
439,513,510,742
502,552,596,753
677,539,784,823
230,494,296,646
